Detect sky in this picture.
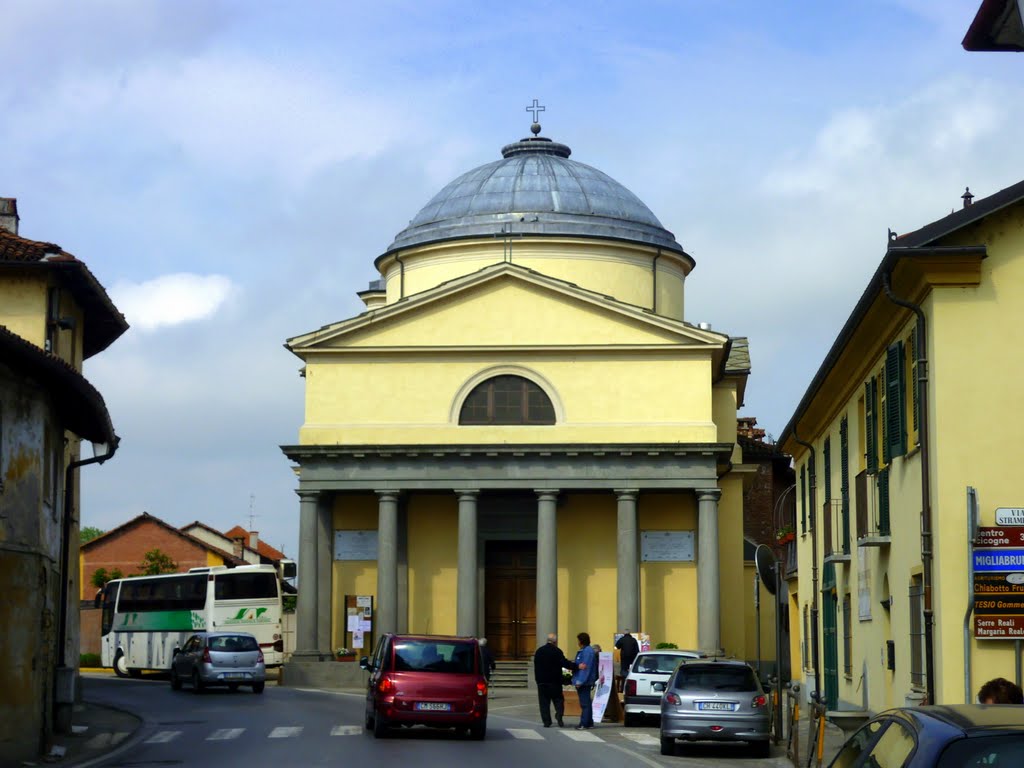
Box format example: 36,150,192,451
3,0,1021,561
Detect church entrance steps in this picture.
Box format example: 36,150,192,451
491,659,529,688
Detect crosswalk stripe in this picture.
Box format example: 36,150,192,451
507,728,544,740
207,728,245,741
562,730,604,742
144,730,181,744
620,732,660,745
330,726,362,736
84,733,111,750
111,732,130,746
268,726,303,738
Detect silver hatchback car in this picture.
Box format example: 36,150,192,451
170,632,266,694
660,659,770,758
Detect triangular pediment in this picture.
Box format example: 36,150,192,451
287,263,726,353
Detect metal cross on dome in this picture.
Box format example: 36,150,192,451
525,98,546,123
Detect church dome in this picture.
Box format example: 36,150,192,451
382,127,686,259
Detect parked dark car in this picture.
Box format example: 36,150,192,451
170,632,266,694
828,704,1024,767
659,658,770,758
361,634,488,739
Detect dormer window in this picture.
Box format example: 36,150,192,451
459,375,555,425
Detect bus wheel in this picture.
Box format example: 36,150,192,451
113,651,129,678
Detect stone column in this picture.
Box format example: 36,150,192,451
293,490,320,658
456,490,480,637
616,489,640,633
376,491,400,635
535,490,559,650
316,495,333,654
697,488,723,654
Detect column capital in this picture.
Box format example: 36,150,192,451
696,488,722,503
614,488,639,499
454,489,480,499
374,490,401,502
534,489,560,501
296,489,320,500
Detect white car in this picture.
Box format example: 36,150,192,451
623,649,705,726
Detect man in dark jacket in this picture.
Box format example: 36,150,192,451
533,633,575,727
614,629,640,690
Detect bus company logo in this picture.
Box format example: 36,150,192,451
224,607,270,624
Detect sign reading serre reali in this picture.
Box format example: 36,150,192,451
974,548,1024,572
996,508,1024,526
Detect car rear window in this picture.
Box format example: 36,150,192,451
633,654,685,674
209,635,259,652
393,640,476,674
675,665,757,692
938,734,1024,767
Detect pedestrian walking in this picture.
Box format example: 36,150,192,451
614,629,639,691
479,637,496,681
533,633,575,727
572,631,599,729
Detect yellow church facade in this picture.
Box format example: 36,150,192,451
282,123,752,675
780,180,1024,713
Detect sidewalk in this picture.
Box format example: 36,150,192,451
48,697,141,768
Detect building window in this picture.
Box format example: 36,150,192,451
459,375,555,425
865,377,879,474
877,467,890,536
802,604,810,671
823,436,832,504
800,465,807,534
908,327,919,446
843,593,853,677
909,576,925,689
840,417,850,554
885,341,907,459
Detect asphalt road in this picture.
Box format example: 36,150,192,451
82,675,795,767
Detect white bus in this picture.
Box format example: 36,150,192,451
99,563,294,676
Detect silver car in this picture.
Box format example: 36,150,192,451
170,632,266,694
660,659,770,758
623,650,705,726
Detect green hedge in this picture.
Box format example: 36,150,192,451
80,653,102,668
655,642,678,649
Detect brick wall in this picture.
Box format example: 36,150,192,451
81,518,214,598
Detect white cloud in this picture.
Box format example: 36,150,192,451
110,273,235,331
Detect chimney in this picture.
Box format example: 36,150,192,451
249,531,259,550
962,187,974,208
0,198,19,234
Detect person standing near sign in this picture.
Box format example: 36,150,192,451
978,677,1024,704
572,632,599,729
533,633,575,727
615,629,639,691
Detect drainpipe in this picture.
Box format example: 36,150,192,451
792,428,820,703
651,249,661,313
55,435,119,730
882,269,935,706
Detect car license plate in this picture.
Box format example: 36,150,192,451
697,701,737,711
415,702,452,711
224,673,248,680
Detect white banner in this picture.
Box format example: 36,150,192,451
592,652,615,722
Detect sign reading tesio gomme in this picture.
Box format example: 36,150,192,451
995,508,1024,526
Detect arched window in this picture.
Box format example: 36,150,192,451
458,375,555,425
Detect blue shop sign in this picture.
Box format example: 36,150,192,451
974,549,1024,572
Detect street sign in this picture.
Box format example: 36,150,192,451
973,549,1024,572
995,508,1024,526
976,527,1024,547
975,615,1024,638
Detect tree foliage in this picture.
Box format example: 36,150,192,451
139,549,178,575
81,526,105,544
90,567,124,589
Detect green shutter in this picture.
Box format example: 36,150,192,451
910,327,919,435
865,379,877,473
840,417,850,554
885,341,907,459
878,467,890,536
801,465,807,534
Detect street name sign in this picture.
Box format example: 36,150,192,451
995,508,1024,526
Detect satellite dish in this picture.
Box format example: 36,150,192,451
755,544,778,595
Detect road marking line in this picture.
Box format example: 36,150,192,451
330,725,362,736
84,733,111,749
268,726,303,738
111,732,130,746
620,732,660,745
145,730,181,744
562,730,604,742
507,728,544,739
207,728,245,740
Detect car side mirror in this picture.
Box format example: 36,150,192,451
172,647,180,657
359,656,371,670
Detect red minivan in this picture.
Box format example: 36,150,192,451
361,634,488,739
